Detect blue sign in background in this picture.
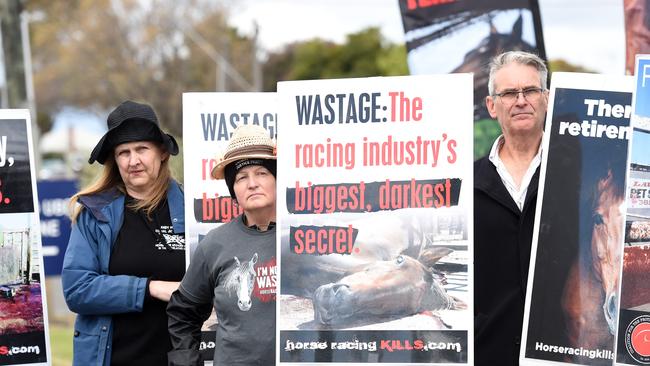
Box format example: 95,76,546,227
635,58,650,118
37,179,77,276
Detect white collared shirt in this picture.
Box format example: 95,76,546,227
488,135,542,211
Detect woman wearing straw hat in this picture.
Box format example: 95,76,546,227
168,124,277,366
62,100,185,366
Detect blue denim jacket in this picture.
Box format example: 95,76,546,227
61,180,184,366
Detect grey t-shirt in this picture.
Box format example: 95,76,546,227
179,215,276,365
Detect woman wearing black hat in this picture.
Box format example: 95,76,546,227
167,124,277,366
62,100,185,366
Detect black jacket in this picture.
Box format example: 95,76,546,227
474,156,540,365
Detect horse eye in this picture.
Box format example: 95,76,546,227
607,296,617,314
396,255,405,264
593,213,604,225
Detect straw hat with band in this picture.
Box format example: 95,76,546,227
211,124,276,199
89,100,179,165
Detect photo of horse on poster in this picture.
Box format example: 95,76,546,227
280,209,469,331
0,111,51,365
521,74,632,365
276,74,474,364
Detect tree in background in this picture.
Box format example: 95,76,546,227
27,0,254,137
548,59,595,74
263,27,408,91
28,0,408,136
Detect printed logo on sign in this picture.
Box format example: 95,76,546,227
253,257,276,303
626,315,650,363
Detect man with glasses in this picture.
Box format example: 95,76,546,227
474,51,549,365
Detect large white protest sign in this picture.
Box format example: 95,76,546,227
277,75,474,365
183,92,277,362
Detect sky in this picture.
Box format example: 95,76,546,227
228,0,626,74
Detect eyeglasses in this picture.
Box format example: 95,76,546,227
493,87,545,104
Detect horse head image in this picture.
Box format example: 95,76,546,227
562,168,625,350
311,247,465,325
225,253,258,311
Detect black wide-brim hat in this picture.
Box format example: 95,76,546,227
88,100,179,164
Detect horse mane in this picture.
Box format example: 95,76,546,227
225,257,255,296
590,162,626,210
224,267,240,296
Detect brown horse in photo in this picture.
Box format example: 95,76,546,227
312,247,466,325
562,169,625,352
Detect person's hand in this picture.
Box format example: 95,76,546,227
149,280,180,302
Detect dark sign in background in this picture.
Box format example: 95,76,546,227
397,0,546,158
0,119,35,213
397,0,545,119
398,0,544,43
524,88,631,365
0,115,50,365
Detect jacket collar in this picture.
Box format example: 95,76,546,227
77,180,184,232
78,189,122,223
167,180,185,233
475,156,540,215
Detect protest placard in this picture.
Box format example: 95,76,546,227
521,73,633,365
277,75,474,364
0,111,51,365
615,55,650,366
182,92,277,361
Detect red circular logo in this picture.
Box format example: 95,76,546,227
626,315,650,363
632,322,650,356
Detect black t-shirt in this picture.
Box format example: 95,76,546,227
108,196,185,366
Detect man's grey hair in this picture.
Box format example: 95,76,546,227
487,51,548,96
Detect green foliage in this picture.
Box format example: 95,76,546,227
474,119,501,159
42,152,64,160
263,27,408,90
377,45,409,76
36,110,53,134
290,39,338,80
548,58,596,74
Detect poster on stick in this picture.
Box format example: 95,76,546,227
615,55,650,366
0,110,51,365
182,93,277,362
521,73,633,365
277,74,474,364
